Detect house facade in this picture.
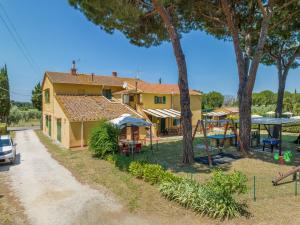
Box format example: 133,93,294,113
42,65,202,149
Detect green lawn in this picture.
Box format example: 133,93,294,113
36,130,300,225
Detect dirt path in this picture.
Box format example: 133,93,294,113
8,130,151,225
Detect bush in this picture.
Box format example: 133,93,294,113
105,154,133,171
0,123,7,135
89,120,120,158
129,161,145,178
142,164,165,184
160,170,248,218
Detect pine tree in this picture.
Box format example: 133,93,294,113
69,0,195,163
31,82,42,111
0,65,10,122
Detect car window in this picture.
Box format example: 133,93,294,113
0,139,11,147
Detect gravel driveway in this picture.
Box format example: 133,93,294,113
7,130,150,225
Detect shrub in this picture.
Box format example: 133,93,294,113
207,170,248,196
89,120,120,158
142,164,165,185
0,123,7,135
129,161,145,178
160,170,248,219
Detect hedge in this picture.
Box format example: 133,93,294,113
107,157,248,219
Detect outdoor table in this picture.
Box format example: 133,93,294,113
206,134,236,148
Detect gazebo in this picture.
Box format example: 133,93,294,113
249,117,300,155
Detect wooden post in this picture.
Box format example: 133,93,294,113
220,121,229,147
200,120,213,167
192,120,200,141
272,166,300,185
150,125,153,150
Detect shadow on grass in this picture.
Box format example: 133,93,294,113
133,138,237,175
250,134,300,166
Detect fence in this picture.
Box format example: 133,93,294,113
246,174,299,201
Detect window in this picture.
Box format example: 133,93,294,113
154,96,166,104
0,139,11,147
44,89,50,103
102,89,112,99
123,94,129,104
129,95,134,102
173,118,180,126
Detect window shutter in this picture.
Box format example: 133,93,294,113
163,96,166,104
154,96,157,104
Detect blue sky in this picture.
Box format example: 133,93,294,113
0,0,299,102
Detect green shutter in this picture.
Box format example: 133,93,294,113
154,96,157,104
163,96,166,104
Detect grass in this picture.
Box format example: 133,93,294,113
36,130,300,225
0,169,27,225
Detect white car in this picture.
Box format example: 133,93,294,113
0,135,16,164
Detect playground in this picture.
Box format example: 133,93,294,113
133,131,300,224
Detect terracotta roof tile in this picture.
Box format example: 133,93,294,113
56,95,141,122
125,81,201,95
46,71,141,87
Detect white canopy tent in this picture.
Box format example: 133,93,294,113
236,117,300,155
110,114,152,128
110,114,154,149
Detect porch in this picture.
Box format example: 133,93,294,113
143,109,182,137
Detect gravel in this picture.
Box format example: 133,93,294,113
8,130,151,225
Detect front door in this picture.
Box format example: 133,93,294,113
57,119,61,142
160,118,166,133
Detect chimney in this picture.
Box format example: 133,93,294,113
112,71,117,77
91,73,94,81
71,60,77,75
158,78,162,84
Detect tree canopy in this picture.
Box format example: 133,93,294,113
0,65,10,122
69,0,198,164
31,82,42,111
202,91,224,110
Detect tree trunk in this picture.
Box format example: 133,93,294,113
153,1,194,164
273,68,288,138
238,86,251,155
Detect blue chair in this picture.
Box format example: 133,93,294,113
263,138,280,153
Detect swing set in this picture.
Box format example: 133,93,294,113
192,119,246,166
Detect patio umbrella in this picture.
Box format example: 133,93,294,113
110,114,152,128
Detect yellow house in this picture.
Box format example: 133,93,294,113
42,65,202,149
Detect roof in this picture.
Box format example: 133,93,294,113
124,81,201,95
204,111,228,117
249,117,300,125
45,71,141,87
56,95,142,122
214,107,239,114
143,108,181,118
